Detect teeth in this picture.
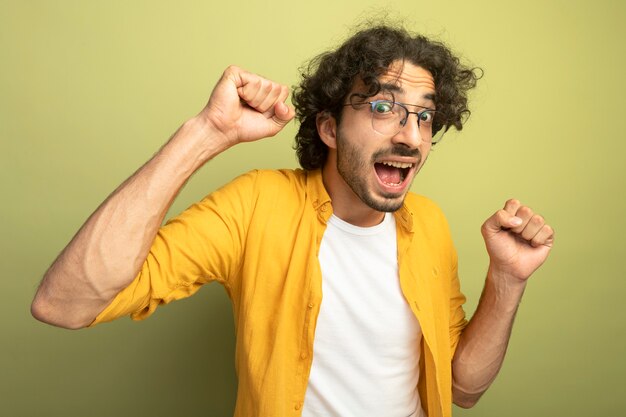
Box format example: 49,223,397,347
382,161,413,169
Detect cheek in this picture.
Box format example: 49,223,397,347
417,145,431,169
338,111,374,139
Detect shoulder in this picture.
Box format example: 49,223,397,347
213,168,309,209
235,168,308,196
253,168,307,187
404,192,446,219
188,168,308,226
403,192,452,238
216,168,306,192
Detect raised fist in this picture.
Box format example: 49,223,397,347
198,65,295,147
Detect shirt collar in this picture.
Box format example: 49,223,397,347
305,168,413,232
306,169,333,223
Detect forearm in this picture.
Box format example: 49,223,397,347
31,116,227,329
451,265,527,408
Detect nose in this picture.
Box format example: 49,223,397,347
391,113,424,149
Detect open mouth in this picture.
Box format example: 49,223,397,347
374,161,414,187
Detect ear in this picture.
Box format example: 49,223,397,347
316,112,338,149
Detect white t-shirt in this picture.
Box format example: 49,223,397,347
302,213,424,417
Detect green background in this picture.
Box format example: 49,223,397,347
2,1,625,416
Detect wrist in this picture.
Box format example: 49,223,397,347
486,265,528,312
167,116,232,165
189,114,234,149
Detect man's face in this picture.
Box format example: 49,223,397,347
333,61,436,213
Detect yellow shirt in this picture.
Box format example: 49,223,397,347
92,169,468,417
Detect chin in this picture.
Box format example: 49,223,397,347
362,192,406,213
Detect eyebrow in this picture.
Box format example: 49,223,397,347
380,82,436,102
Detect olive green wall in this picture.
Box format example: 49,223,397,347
2,1,624,416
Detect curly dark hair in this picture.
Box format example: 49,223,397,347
292,25,481,170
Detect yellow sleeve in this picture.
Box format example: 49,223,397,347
448,244,468,356
90,170,258,325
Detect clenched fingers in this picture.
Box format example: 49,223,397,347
487,199,555,248
234,69,290,116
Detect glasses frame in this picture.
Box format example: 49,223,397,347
343,94,448,144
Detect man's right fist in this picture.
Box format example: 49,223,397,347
199,65,295,147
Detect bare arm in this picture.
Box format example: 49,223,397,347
451,199,555,407
31,66,295,329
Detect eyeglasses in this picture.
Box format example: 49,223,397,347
343,94,448,144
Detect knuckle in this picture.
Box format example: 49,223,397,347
224,64,240,75
518,206,533,217
506,198,520,206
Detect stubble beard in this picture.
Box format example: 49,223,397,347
336,133,420,213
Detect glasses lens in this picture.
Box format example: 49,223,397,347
370,96,405,135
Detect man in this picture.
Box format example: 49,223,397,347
31,26,554,417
